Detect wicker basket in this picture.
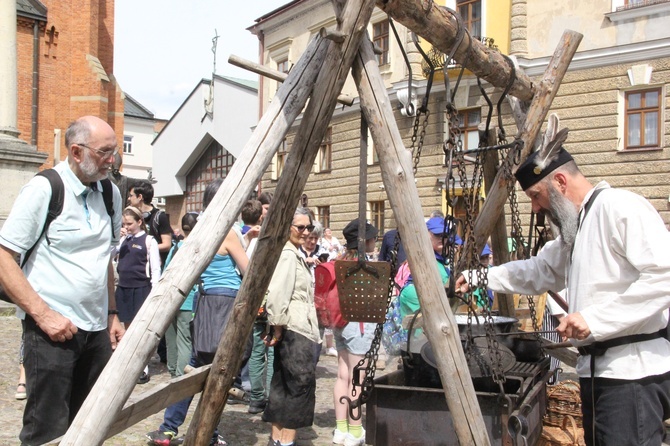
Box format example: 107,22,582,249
539,415,585,446
545,380,583,428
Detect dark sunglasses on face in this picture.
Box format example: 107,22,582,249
292,224,315,233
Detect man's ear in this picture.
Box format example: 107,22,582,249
552,172,568,193
70,144,84,163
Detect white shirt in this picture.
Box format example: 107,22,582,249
0,161,122,331
476,182,670,379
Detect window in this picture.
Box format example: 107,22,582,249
625,88,661,149
457,0,482,39
185,140,236,212
367,132,379,165
317,206,330,229
123,135,133,155
373,20,389,66
317,127,332,172
277,59,289,74
368,201,385,234
273,139,289,180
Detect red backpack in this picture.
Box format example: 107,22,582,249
314,262,347,329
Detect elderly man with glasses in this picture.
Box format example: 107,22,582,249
0,116,124,445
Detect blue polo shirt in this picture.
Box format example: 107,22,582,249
0,161,122,331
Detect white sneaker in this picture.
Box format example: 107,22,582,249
343,430,365,446
332,428,348,444
326,347,338,357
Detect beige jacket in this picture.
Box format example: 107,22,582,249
266,241,320,344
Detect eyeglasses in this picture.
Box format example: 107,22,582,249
76,143,119,159
292,224,315,233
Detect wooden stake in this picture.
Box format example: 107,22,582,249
183,1,379,443
352,31,492,446
60,32,332,446
457,30,583,274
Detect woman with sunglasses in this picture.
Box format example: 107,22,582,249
262,208,321,446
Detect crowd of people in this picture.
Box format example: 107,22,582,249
0,115,668,446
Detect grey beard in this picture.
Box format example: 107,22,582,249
547,185,579,247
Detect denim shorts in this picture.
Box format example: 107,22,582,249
334,322,376,355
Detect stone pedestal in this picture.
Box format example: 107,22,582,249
0,135,47,228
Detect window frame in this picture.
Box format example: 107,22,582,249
457,0,482,39
367,200,385,235
624,87,661,151
372,20,389,66
185,140,236,212
123,135,133,155
317,206,331,229
316,127,332,173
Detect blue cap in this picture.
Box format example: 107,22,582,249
481,244,492,257
426,217,462,245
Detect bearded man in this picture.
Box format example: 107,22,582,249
0,116,124,445
456,147,670,445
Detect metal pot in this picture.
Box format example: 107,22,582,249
454,314,518,338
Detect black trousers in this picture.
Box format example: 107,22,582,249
20,316,112,445
580,370,670,446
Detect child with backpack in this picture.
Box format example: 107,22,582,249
115,206,161,383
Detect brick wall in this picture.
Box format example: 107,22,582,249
15,0,124,168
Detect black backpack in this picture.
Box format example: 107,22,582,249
0,170,115,302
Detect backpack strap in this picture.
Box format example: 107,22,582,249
99,178,115,239
22,170,64,268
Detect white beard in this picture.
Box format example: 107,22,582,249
547,184,579,248
80,150,108,182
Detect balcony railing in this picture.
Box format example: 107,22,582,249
420,36,499,77
617,0,670,11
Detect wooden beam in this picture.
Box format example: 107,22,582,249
60,31,332,446
108,366,211,438
352,30,492,446
481,128,515,318
228,54,355,106
376,0,535,101
183,1,380,443
456,29,583,274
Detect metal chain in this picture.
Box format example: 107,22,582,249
410,109,430,176
345,232,401,420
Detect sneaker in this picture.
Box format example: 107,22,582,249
343,428,365,446
326,347,338,357
332,428,348,445
248,399,267,414
137,371,150,384
227,390,250,405
146,430,176,446
210,434,227,445
15,383,27,400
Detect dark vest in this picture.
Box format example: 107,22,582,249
117,233,150,288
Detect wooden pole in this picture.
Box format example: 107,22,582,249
376,0,535,101
60,33,332,446
481,128,515,317
351,32,491,446
228,54,355,106
456,30,582,274
183,1,379,443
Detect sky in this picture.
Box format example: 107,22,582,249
114,0,285,120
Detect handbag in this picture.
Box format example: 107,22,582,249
191,286,236,356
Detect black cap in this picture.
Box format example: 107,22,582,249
515,147,574,191
342,218,379,250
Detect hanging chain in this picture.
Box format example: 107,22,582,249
410,109,430,176
345,233,401,420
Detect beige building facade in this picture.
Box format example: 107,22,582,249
251,0,670,239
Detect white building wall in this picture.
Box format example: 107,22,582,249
152,77,258,198
121,116,155,181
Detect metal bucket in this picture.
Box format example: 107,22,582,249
455,314,518,337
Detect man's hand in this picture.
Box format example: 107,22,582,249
33,308,78,343
304,257,321,267
556,312,591,341
107,314,125,349
454,274,470,294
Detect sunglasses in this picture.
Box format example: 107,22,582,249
292,224,315,233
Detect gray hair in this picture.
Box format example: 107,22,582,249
64,118,91,148
293,207,312,220
310,220,324,238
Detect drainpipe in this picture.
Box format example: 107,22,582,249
256,29,265,195
31,20,39,145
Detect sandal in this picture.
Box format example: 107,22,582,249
15,383,26,400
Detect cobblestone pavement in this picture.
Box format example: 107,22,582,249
0,313,375,445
